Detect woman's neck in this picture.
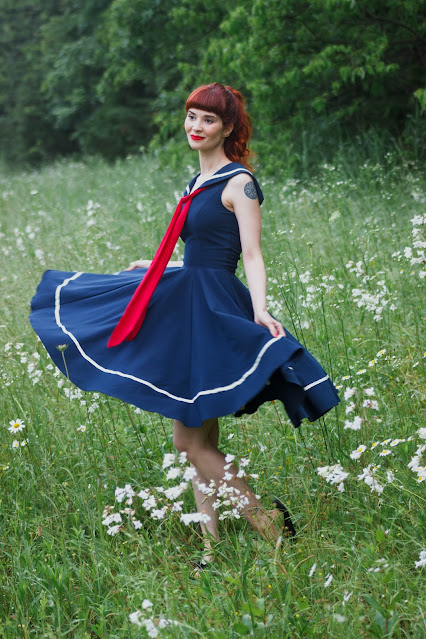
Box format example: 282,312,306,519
198,150,231,176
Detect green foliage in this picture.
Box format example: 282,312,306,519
155,0,426,173
0,0,424,165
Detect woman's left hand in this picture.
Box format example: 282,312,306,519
254,310,286,338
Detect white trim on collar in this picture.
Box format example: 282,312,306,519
184,168,253,196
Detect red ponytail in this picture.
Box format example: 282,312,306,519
186,83,253,170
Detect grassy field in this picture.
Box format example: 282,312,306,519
0,150,425,638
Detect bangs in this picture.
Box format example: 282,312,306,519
186,85,228,120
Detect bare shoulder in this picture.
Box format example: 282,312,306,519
222,172,257,211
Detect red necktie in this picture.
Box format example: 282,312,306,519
107,187,207,347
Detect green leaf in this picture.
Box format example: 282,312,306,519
376,528,386,542
233,622,250,635
363,594,389,619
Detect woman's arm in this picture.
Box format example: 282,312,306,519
223,174,285,338
125,259,183,271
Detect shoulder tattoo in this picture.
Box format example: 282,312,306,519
244,181,258,200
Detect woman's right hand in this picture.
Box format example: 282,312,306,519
125,260,152,271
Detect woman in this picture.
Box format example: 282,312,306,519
30,83,339,564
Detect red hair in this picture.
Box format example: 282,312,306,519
186,83,253,170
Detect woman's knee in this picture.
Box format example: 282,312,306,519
173,420,192,455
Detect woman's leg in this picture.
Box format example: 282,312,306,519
173,417,280,542
191,418,220,548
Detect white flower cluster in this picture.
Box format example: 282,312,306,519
317,464,349,492
129,601,178,638
408,443,426,483
358,464,384,495
318,428,423,495
86,199,101,228
415,550,426,569
102,451,256,535
392,213,426,279
3,342,43,386
367,557,390,573
343,385,379,431
102,457,195,535
297,270,341,311
345,261,397,321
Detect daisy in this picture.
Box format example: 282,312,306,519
8,419,25,434
350,444,367,460
12,440,19,449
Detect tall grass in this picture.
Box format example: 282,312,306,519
0,149,425,638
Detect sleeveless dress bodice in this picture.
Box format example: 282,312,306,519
29,162,339,428
181,173,246,272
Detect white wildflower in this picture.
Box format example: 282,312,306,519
8,419,25,433
164,483,188,500
138,489,150,500
107,525,122,536
142,599,153,609
317,463,349,487
344,416,363,430
363,399,379,410
162,453,176,469
225,454,235,463
102,512,122,526
344,387,356,400
142,496,157,511
415,551,426,568
364,387,375,396
308,562,317,577
418,428,426,440
166,467,181,481
151,507,167,520
350,444,367,460
129,610,143,627
358,464,384,494
115,484,135,503
182,466,197,481
324,574,333,587
180,512,211,525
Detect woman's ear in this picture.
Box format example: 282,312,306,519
224,123,234,138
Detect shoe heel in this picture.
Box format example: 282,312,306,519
273,498,296,538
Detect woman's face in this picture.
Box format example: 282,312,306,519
185,108,232,152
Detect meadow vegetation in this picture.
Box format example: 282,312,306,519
0,147,425,638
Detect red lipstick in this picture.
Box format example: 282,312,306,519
190,135,204,140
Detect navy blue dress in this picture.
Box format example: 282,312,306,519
30,162,339,428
